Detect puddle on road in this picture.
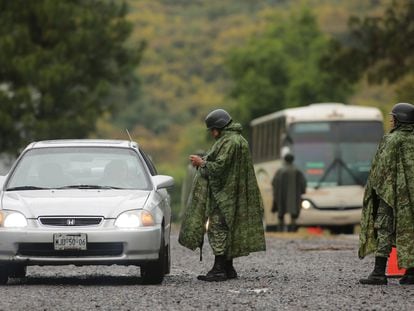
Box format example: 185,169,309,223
228,288,270,294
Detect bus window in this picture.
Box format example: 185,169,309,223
339,142,379,185
292,141,336,187
290,121,383,188
275,118,286,159
337,121,383,185
271,121,278,159
338,121,383,142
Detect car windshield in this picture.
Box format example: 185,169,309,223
6,147,152,190
289,121,383,188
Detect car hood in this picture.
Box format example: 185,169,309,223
0,190,150,218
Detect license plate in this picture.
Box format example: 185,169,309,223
54,233,87,250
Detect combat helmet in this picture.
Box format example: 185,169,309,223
390,103,414,123
205,109,232,129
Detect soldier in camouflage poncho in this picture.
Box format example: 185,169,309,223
179,109,266,282
359,103,414,285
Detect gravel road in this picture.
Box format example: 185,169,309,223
1,230,413,311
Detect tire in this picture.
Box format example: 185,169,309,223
165,225,171,275
9,265,27,278
341,225,354,234
141,227,166,285
165,242,171,275
329,225,354,235
0,265,9,285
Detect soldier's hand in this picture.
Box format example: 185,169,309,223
189,155,203,167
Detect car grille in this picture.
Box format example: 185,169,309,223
17,243,123,257
39,217,103,226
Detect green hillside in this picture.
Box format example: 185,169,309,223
95,0,394,218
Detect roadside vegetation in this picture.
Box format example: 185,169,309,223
1,0,413,220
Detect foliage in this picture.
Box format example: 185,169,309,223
114,0,277,148
322,0,414,102
107,0,393,216
0,0,143,155
110,1,388,169
226,8,353,127
0,0,396,217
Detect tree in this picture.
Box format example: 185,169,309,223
226,8,352,127
0,0,143,155
322,0,414,90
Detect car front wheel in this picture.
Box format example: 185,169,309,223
141,227,166,285
9,265,27,278
0,265,9,285
165,242,171,275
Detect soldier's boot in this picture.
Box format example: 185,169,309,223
399,268,414,285
359,256,388,285
225,259,237,279
197,255,227,282
288,224,298,232
288,219,298,232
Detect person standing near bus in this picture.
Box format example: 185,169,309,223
359,102,414,285
179,108,266,282
271,149,307,232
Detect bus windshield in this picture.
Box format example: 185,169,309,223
289,121,383,188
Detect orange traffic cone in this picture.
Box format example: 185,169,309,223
307,226,323,235
386,247,406,277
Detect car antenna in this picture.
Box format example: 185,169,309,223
125,129,133,142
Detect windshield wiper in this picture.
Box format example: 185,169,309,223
6,186,50,191
56,184,122,190
314,157,363,189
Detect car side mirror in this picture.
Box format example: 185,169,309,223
152,175,174,190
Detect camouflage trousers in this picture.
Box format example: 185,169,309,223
374,199,395,258
207,205,229,256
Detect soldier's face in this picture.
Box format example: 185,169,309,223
210,129,220,139
390,115,395,129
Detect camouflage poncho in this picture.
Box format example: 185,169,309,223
359,124,414,268
179,122,266,258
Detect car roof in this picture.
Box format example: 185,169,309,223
24,139,139,151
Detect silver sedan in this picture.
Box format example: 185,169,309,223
0,139,174,284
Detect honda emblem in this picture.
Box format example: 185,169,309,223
66,219,76,226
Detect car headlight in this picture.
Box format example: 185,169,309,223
115,210,155,228
0,211,28,228
301,199,313,210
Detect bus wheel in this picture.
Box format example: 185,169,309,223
341,225,354,234
329,225,354,235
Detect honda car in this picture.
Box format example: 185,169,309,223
0,139,174,284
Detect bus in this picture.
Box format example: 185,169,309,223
250,103,384,233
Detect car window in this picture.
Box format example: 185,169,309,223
139,148,158,176
6,147,152,190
